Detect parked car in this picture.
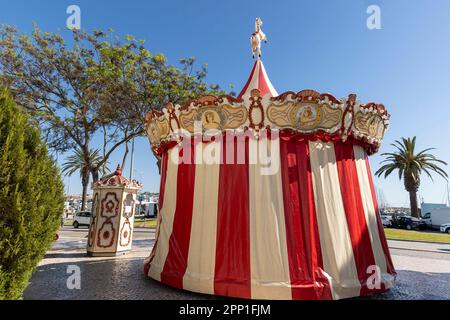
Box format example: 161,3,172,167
440,223,450,234
381,216,392,227
391,215,427,230
73,211,92,228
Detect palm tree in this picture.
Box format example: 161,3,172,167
375,137,448,218
61,147,105,211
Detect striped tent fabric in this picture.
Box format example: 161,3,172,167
238,60,278,99
143,60,396,300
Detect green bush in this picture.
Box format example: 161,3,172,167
0,89,65,299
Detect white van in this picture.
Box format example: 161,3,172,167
422,208,450,229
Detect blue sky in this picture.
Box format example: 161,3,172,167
2,0,450,206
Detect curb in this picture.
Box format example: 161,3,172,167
387,238,450,246
389,246,450,255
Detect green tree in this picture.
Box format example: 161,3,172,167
61,147,105,210
375,137,448,218
0,88,64,299
0,25,229,205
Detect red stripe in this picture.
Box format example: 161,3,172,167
160,140,196,289
334,143,385,295
214,135,251,298
279,137,332,300
257,62,272,97
144,152,169,275
237,61,258,98
364,156,396,276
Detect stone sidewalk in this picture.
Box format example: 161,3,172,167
24,228,213,300
23,227,450,300
388,239,450,253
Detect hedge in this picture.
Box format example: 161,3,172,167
0,88,65,299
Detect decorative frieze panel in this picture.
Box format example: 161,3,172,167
352,102,390,146
178,105,247,133
266,101,343,133
145,90,390,155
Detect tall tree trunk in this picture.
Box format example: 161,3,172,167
102,125,107,176
409,190,419,218
81,171,90,211
91,169,99,183
129,137,135,179
80,140,91,212
121,141,129,172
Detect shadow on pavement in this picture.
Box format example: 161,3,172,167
44,252,88,259
23,256,216,300
24,258,450,300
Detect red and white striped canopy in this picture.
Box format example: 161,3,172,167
143,60,396,300
238,60,278,98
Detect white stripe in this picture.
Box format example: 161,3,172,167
241,61,260,99
353,145,394,289
309,141,361,300
249,61,261,93
182,142,220,294
148,147,179,281
249,137,292,299
259,61,278,96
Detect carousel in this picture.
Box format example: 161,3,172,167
143,19,396,300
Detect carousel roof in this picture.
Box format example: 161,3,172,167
93,165,142,189
238,60,278,98
144,19,390,156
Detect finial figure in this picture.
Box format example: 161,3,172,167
114,164,122,176
250,18,268,59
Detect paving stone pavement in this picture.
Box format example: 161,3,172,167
23,227,450,300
